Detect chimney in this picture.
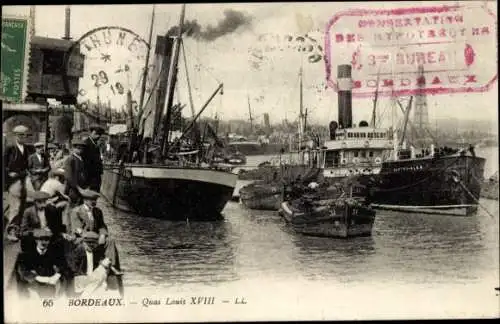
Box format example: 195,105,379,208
337,64,353,129
63,6,71,40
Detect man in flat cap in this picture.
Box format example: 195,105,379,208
28,142,50,190
82,124,105,192
4,125,36,239
15,228,70,299
69,188,122,277
64,139,88,206
20,191,66,251
69,188,107,239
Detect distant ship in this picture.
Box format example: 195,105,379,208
226,140,287,157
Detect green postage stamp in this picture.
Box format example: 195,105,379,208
1,15,31,103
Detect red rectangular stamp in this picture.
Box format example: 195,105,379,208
324,4,497,98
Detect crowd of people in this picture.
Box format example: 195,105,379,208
3,124,122,299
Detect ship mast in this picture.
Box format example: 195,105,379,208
160,4,186,156
247,94,253,134
298,66,304,164
398,96,413,147
180,37,203,162
371,70,380,127
138,5,155,116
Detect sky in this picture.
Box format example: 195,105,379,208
3,1,498,128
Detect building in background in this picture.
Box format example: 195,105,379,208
2,34,84,146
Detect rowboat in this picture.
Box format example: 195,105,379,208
279,196,376,238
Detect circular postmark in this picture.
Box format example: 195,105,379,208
63,26,150,122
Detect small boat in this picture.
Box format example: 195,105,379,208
239,181,282,210
224,151,246,165
280,196,376,238
239,166,323,211
279,179,376,238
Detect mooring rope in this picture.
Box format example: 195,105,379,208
455,178,496,219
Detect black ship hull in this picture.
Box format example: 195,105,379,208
101,164,237,221
371,154,485,216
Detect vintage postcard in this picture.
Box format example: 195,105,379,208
2,1,499,322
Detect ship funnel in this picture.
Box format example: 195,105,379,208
329,121,338,140
337,64,353,129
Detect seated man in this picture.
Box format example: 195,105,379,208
20,191,66,252
15,228,70,299
67,231,118,297
69,188,122,277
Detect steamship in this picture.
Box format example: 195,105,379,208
313,65,393,193
317,64,485,216
370,143,485,216
100,5,237,221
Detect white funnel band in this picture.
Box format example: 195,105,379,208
337,78,352,91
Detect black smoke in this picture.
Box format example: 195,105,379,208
166,9,252,41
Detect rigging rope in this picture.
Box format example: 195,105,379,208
183,44,222,85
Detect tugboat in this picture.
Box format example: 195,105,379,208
279,177,376,238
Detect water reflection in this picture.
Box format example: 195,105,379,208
290,229,376,282
372,208,498,285
94,169,498,291
101,201,238,288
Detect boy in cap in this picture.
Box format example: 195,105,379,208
15,228,70,299
64,139,88,205
28,142,50,190
82,124,105,192
4,125,35,234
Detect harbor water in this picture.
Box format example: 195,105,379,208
98,147,499,320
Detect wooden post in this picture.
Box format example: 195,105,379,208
45,102,50,151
